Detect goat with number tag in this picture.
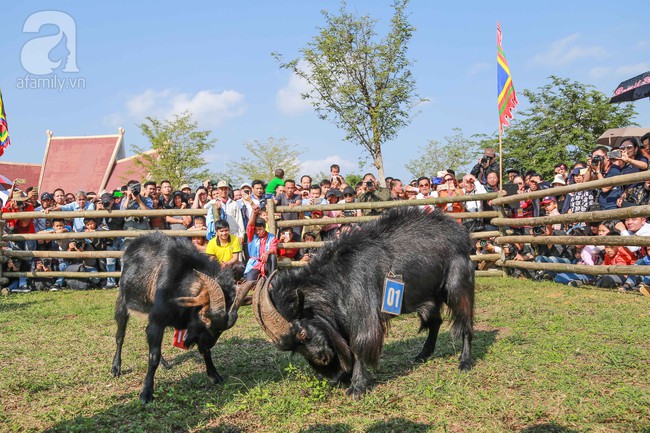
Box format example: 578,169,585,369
253,207,474,398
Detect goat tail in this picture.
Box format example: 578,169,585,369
445,256,475,341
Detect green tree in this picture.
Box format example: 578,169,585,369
345,173,363,187
131,111,216,188
496,76,637,179
405,128,479,179
223,137,302,186
274,0,424,186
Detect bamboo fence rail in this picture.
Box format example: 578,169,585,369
3,173,650,286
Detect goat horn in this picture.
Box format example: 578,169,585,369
194,270,225,314
252,270,291,343
229,280,256,314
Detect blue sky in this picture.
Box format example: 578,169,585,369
1,1,649,183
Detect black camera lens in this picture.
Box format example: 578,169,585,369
480,240,487,247
365,181,374,188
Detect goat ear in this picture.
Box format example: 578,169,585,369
291,289,305,318
296,325,309,342
197,306,212,328
319,319,353,372
174,291,209,307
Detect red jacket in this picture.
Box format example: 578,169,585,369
2,203,35,233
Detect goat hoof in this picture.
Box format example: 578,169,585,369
414,355,429,364
210,374,224,385
459,359,473,371
139,390,154,405
346,386,366,400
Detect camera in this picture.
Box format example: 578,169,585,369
128,182,142,197
74,240,85,249
259,197,267,209
479,239,488,248
365,180,375,189
532,226,545,236
591,155,604,166
607,150,622,159
481,156,491,165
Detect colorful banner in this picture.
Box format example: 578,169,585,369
497,22,518,132
0,88,10,156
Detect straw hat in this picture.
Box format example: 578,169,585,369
11,191,27,202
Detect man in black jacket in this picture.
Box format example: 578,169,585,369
470,148,499,185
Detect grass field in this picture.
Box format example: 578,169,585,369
1,276,649,433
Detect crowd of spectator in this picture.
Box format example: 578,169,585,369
2,133,650,298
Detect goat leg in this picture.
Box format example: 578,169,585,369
199,342,223,384
139,322,164,404
346,357,370,399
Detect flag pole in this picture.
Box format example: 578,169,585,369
499,129,503,191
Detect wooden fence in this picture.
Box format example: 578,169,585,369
2,169,650,287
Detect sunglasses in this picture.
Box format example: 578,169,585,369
344,193,354,197
418,183,430,187
621,145,635,150
444,178,454,182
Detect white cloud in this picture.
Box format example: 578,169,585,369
590,62,650,80
530,34,606,67
614,62,650,77
299,155,356,177
106,88,246,129
467,62,490,76
276,61,313,116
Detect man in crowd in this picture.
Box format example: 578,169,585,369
584,146,622,210
205,219,244,279
3,190,36,292
358,173,390,216
142,181,156,198
244,204,277,282
470,148,499,185
96,192,124,288
211,180,245,242
159,180,173,209
274,178,302,236
46,190,95,232
389,179,403,200
120,180,153,231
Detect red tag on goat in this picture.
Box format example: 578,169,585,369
172,329,189,350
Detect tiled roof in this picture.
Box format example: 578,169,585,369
0,162,42,189
39,130,124,194
105,150,158,192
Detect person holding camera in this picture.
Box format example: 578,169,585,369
618,137,648,186
470,148,499,185
31,258,57,291
3,190,37,291
583,146,623,210
60,238,101,290
120,180,153,231
358,173,390,216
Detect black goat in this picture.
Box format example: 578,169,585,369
111,232,254,404
253,207,474,398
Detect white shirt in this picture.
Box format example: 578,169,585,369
622,222,650,253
